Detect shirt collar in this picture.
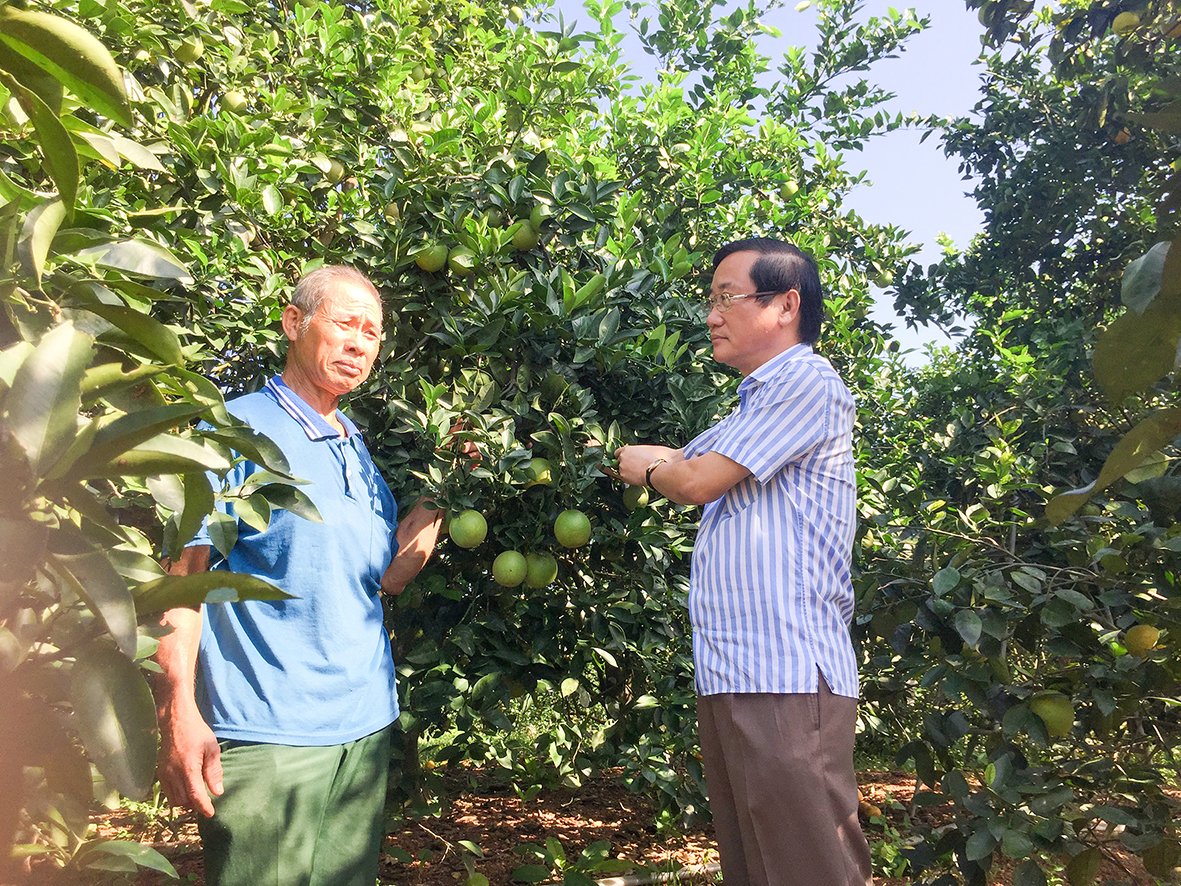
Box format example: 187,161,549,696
264,376,359,441
739,342,813,392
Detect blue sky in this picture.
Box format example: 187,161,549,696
546,0,989,357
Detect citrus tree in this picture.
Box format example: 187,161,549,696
6,0,930,846
0,6,323,879
857,2,1181,882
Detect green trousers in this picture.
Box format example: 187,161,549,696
197,725,392,886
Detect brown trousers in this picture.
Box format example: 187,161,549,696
697,680,873,886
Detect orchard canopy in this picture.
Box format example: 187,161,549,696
0,0,1179,882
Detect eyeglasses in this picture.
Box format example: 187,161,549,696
705,290,787,313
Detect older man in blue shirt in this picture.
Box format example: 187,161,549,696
154,266,442,885
617,238,872,885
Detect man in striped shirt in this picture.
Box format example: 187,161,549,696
616,238,871,885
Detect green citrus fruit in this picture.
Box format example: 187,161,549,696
554,509,591,548
524,457,553,487
1030,691,1074,738
222,90,247,112
525,552,558,588
325,159,345,184
1124,624,1160,656
447,246,476,276
780,179,800,199
414,243,449,273
540,370,568,401
1112,11,1140,34
508,5,525,23
383,202,401,223
448,509,487,549
175,37,204,62
623,485,649,511
492,550,528,587
529,203,549,230
511,221,540,250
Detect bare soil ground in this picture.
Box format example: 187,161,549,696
79,770,1159,885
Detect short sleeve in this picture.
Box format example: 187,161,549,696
700,369,833,484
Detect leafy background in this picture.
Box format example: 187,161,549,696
0,0,1178,882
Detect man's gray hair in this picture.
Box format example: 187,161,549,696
290,266,382,333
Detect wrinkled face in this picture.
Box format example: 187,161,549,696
286,282,383,398
706,250,794,375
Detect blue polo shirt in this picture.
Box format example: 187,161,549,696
190,377,400,745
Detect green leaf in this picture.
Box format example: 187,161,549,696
202,427,293,475
171,368,231,425
80,361,166,405
133,571,294,614
1093,300,1181,400
78,840,178,878
510,864,551,883
49,538,137,659
261,184,283,215
932,566,960,595
954,609,982,647
1002,828,1035,859
67,403,206,478
206,511,238,559
73,238,192,283
1047,407,1181,523
965,830,995,861
1012,859,1047,886
69,641,157,799
251,483,321,523
0,6,130,126
78,303,184,365
591,646,617,667
3,320,91,474
0,39,61,110
1121,241,1172,313
18,197,67,285
173,472,215,552
107,134,165,172
1064,847,1101,886
234,492,271,533
560,677,579,697
0,71,77,210
74,432,231,479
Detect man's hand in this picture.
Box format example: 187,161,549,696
157,708,223,818
615,444,683,487
382,499,444,594
446,420,483,466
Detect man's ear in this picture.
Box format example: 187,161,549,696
281,304,302,342
778,289,801,328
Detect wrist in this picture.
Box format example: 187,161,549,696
645,457,668,488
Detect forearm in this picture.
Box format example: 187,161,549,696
616,444,749,506
382,500,444,594
154,547,209,718
646,458,723,506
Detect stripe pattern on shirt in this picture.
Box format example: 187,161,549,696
683,343,858,698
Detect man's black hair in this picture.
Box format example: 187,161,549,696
712,238,823,344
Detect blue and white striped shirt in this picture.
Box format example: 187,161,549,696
683,343,858,698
